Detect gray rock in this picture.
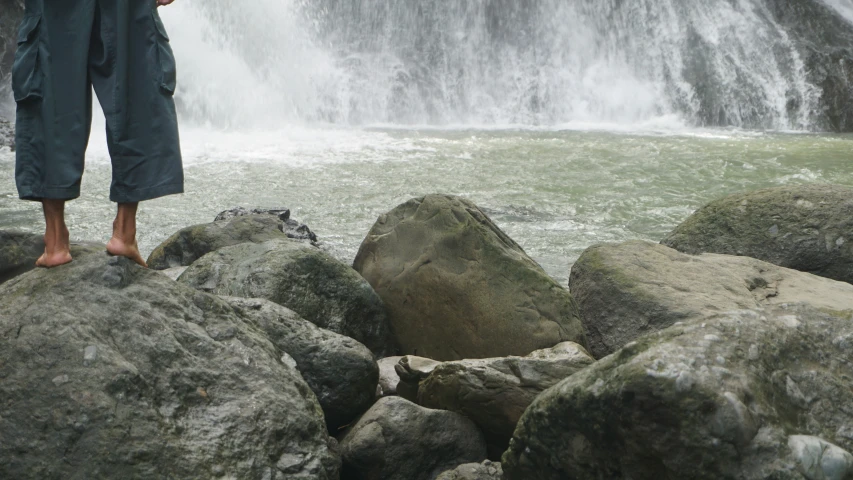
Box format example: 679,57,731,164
225,297,379,431
147,213,313,270
662,185,853,285
0,252,339,479
788,435,853,480
353,194,585,361
502,305,853,479
569,240,853,358
0,230,102,284
377,356,404,397
436,461,503,480
178,238,397,357
214,207,317,243
340,396,487,480
395,355,442,403
407,342,594,456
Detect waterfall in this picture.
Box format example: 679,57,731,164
159,0,848,130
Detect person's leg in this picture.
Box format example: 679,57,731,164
35,199,72,267
106,202,146,267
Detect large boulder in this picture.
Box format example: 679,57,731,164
178,238,396,357
353,194,585,361
436,461,503,480
225,297,379,431
146,211,315,270
402,342,594,456
569,240,853,358
340,396,487,480
0,253,339,479
502,305,853,479
662,185,853,285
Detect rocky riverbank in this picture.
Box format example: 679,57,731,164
1,184,852,479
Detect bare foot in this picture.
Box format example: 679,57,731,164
106,237,148,268
35,249,73,268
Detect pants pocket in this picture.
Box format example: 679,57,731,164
152,11,177,95
12,14,43,103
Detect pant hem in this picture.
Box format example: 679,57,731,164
18,186,82,201
110,182,184,203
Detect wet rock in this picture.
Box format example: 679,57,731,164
146,213,315,270
502,305,853,479
662,184,853,285
765,0,853,132
436,461,503,480
214,207,317,243
340,396,487,480
377,355,404,397
354,194,585,361
569,240,853,358
178,238,397,357
0,252,339,479
225,297,379,431
405,342,594,456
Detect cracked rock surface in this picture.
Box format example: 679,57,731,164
354,194,585,361
569,240,853,358
0,253,339,479
503,305,853,480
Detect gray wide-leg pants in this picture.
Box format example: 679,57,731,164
13,0,184,202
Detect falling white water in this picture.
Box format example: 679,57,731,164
158,0,833,129
823,0,853,24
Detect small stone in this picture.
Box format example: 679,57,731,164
83,345,98,365
769,225,779,236
52,375,70,387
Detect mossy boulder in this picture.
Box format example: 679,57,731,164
0,252,339,479
662,184,853,285
502,305,853,479
353,194,585,361
570,240,853,358
178,239,396,357
147,212,314,270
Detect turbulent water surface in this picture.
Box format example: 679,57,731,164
2,127,852,284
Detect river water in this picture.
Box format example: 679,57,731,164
2,126,851,284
